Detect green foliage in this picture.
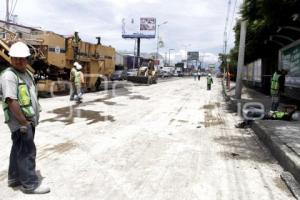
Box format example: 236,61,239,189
230,0,300,64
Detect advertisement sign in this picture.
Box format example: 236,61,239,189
122,17,156,39
187,52,199,60
279,40,300,88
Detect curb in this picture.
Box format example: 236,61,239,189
252,121,300,185
281,171,300,199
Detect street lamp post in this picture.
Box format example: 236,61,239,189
156,21,168,60
168,48,175,66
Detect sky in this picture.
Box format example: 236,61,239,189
1,0,242,64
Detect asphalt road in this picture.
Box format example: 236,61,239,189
0,77,295,200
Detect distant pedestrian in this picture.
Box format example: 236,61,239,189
0,42,50,194
207,73,213,90
74,63,85,103
193,71,197,81
197,71,201,81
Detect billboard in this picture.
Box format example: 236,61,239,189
187,52,199,60
279,40,300,88
122,17,156,39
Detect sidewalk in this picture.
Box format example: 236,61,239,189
222,80,300,194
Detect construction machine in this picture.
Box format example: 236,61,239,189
127,59,158,84
0,26,115,95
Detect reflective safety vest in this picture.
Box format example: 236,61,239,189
272,111,287,119
207,76,213,85
70,67,76,82
271,72,281,95
74,70,81,86
1,68,35,123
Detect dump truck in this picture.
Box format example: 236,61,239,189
0,26,115,95
127,59,158,84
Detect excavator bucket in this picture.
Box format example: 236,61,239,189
127,75,150,84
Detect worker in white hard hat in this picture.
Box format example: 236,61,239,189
74,63,85,103
207,73,213,90
70,62,79,100
0,42,50,194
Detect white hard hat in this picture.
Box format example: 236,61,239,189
73,62,79,66
9,41,31,58
208,73,211,76
76,64,82,70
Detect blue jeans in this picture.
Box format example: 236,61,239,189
8,124,39,190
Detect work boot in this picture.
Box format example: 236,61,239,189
21,184,50,194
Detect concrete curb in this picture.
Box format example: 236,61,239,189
252,122,300,184
281,171,300,199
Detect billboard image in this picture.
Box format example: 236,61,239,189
187,52,199,60
122,17,156,39
140,18,156,31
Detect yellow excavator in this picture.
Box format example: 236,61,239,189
127,59,158,84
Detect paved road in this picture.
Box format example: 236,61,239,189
0,78,294,200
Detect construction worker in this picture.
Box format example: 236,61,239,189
235,106,299,128
0,42,50,194
270,70,282,111
207,73,213,90
72,31,81,60
74,63,85,102
197,70,201,81
70,62,79,101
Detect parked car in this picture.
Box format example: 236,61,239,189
177,71,184,77
127,69,138,76
111,70,127,81
159,70,172,78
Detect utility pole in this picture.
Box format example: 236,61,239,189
6,0,9,22
235,20,247,99
6,0,10,29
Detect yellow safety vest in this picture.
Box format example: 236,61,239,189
74,71,81,86
207,76,213,85
2,68,35,123
271,72,281,95
272,111,287,119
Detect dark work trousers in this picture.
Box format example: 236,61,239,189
271,94,280,111
207,84,211,90
70,82,77,100
8,124,39,190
